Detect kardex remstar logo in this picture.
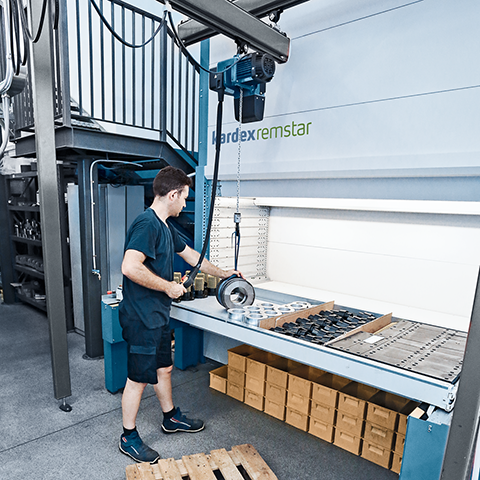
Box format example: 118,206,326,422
212,120,312,145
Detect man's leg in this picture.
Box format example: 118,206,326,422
122,378,147,429
119,377,160,463
156,365,205,434
153,365,174,413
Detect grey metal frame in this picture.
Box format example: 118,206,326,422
171,290,459,412
30,0,71,400
177,0,309,47
440,267,480,479
159,0,290,63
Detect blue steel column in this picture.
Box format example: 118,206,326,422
30,0,71,400
172,40,210,370
194,40,210,251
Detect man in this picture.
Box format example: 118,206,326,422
118,166,241,463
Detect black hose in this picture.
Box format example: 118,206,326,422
183,88,224,289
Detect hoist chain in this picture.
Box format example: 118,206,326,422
236,89,243,215
233,88,243,270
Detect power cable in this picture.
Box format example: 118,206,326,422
16,0,50,43
182,86,225,289
88,0,165,49
166,9,243,75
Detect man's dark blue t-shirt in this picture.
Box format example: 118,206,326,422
119,208,186,329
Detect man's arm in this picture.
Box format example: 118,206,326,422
122,249,186,299
177,245,243,279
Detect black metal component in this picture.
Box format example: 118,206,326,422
77,160,103,359
59,398,72,412
270,308,379,346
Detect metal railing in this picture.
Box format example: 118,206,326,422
12,0,200,163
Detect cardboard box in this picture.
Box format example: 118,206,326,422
245,373,265,395
361,440,392,469
246,351,278,380
266,357,302,389
312,373,352,408
264,397,286,421
391,452,402,474
227,366,245,387
287,390,310,415
209,365,228,394
226,381,244,402
394,433,405,454
228,345,260,372
334,429,362,455
244,389,264,411
265,382,287,405
367,391,412,430
336,410,364,437
338,382,378,418
397,402,422,435
309,418,335,443
364,421,395,449
286,407,309,431
310,400,336,424
288,365,323,398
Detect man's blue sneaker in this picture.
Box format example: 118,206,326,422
162,407,205,433
119,431,160,463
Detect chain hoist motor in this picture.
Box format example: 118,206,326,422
210,52,275,123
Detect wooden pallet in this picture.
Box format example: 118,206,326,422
125,443,278,480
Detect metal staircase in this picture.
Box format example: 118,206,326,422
11,0,200,175
3,0,204,359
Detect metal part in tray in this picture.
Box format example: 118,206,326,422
328,320,467,383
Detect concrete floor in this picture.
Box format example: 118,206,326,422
0,301,399,480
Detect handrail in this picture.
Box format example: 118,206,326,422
10,0,201,164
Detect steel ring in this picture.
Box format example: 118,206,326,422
216,275,255,309
227,308,246,322
245,313,268,326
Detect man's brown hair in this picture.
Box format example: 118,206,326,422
152,166,192,197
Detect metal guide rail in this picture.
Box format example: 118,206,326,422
171,288,459,412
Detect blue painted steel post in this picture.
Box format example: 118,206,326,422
171,39,211,370
194,39,210,252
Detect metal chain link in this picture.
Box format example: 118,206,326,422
236,88,243,214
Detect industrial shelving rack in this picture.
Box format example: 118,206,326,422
5,171,46,311
0,168,74,328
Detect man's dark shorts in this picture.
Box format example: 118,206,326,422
121,321,173,385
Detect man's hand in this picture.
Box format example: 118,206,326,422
222,269,245,280
165,281,187,299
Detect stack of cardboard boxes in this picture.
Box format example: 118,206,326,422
209,344,418,474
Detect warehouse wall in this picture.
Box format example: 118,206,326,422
205,0,480,331
256,199,480,331
207,0,480,201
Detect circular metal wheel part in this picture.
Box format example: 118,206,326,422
275,306,295,314
288,302,312,310
259,302,275,309
227,308,246,322
245,313,268,326
216,275,255,310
